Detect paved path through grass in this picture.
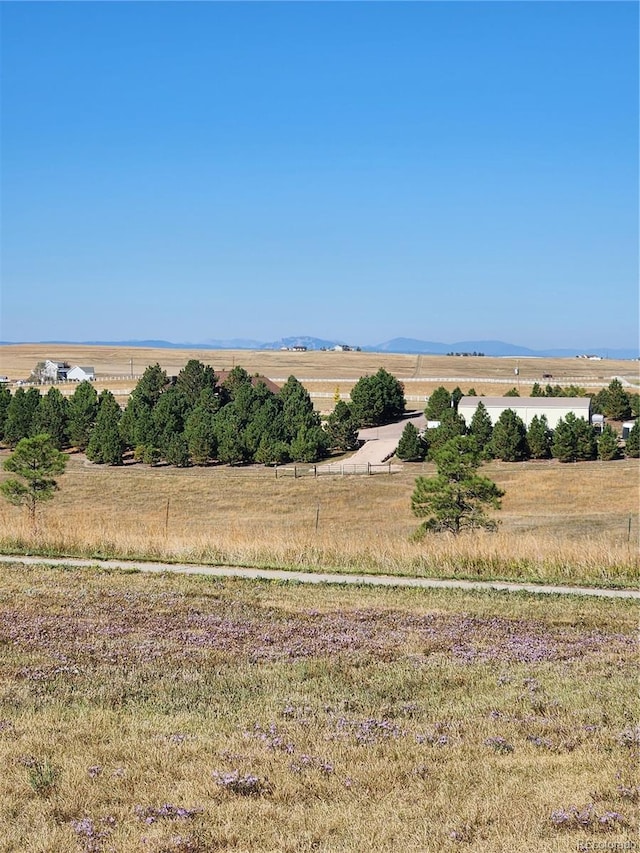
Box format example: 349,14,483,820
1,554,638,599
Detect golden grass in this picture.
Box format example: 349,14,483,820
0,563,637,852
1,452,638,588
2,344,637,393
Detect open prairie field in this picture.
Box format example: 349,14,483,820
0,451,637,588
0,562,637,852
1,345,637,408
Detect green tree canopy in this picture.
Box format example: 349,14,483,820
424,386,452,420
67,381,99,450
279,376,320,441
467,400,493,458
0,385,11,442
551,413,596,463
396,422,426,461
426,409,467,458
86,391,125,465
4,387,41,448
597,424,620,461
350,369,405,427
491,409,529,462
174,359,219,412
625,421,639,458
1,434,67,528
31,387,69,450
526,415,552,459
600,379,632,420
411,436,504,536
324,400,359,452
184,388,219,465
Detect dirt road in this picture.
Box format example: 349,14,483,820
1,554,637,599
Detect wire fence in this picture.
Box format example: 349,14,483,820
274,462,402,478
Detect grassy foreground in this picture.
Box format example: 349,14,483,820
0,563,638,852
0,453,638,588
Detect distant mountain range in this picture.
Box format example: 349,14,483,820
2,336,638,360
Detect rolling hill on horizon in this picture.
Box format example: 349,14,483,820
1,336,637,360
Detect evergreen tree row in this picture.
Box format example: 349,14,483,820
396,399,638,463
1,361,403,467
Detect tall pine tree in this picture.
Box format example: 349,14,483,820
87,391,124,465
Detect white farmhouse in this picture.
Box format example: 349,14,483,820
457,396,592,430
67,365,96,382
43,360,69,382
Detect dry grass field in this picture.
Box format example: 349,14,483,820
0,562,637,852
1,344,638,409
1,346,638,852
0,451,637,588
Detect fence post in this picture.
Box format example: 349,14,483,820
314,465,317,478
368,462,371,475
294,465,297,479
275,465,278,479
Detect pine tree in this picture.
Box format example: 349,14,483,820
396,422,426,461
504,387,520,397
220,366,253,403
31,387,69,449
152,387,185,459
174,359,218,412
324,401,359,452
4,387,40,447
574,418,597,461
491,409,529,462
468,401,493,458
280,376,320,441
424,387,452,420
255,437,291,466
597,424,620,461
0,385,11,441
166,433,190,467
602,379,631,420
551,413,594,463
625,422,639,458
411,436,504,536
551,416,577,463
349,369,405,427
67,381,98,450
86,391,124,465
1,434,67,529
214,406,249,465
119,363,169,449
289,424,329,463
427,409,467,458
527,415,552,459
184,388,219,465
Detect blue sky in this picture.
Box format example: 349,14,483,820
1,1,638,350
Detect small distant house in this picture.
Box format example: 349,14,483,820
43,360,69,382
67,365,96,382
291,346,307,352
622,421,636,440
457,396,592,431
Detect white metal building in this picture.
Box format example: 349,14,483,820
67,365,96,382
457,396,592,430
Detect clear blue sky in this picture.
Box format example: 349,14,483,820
1,1,638,350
